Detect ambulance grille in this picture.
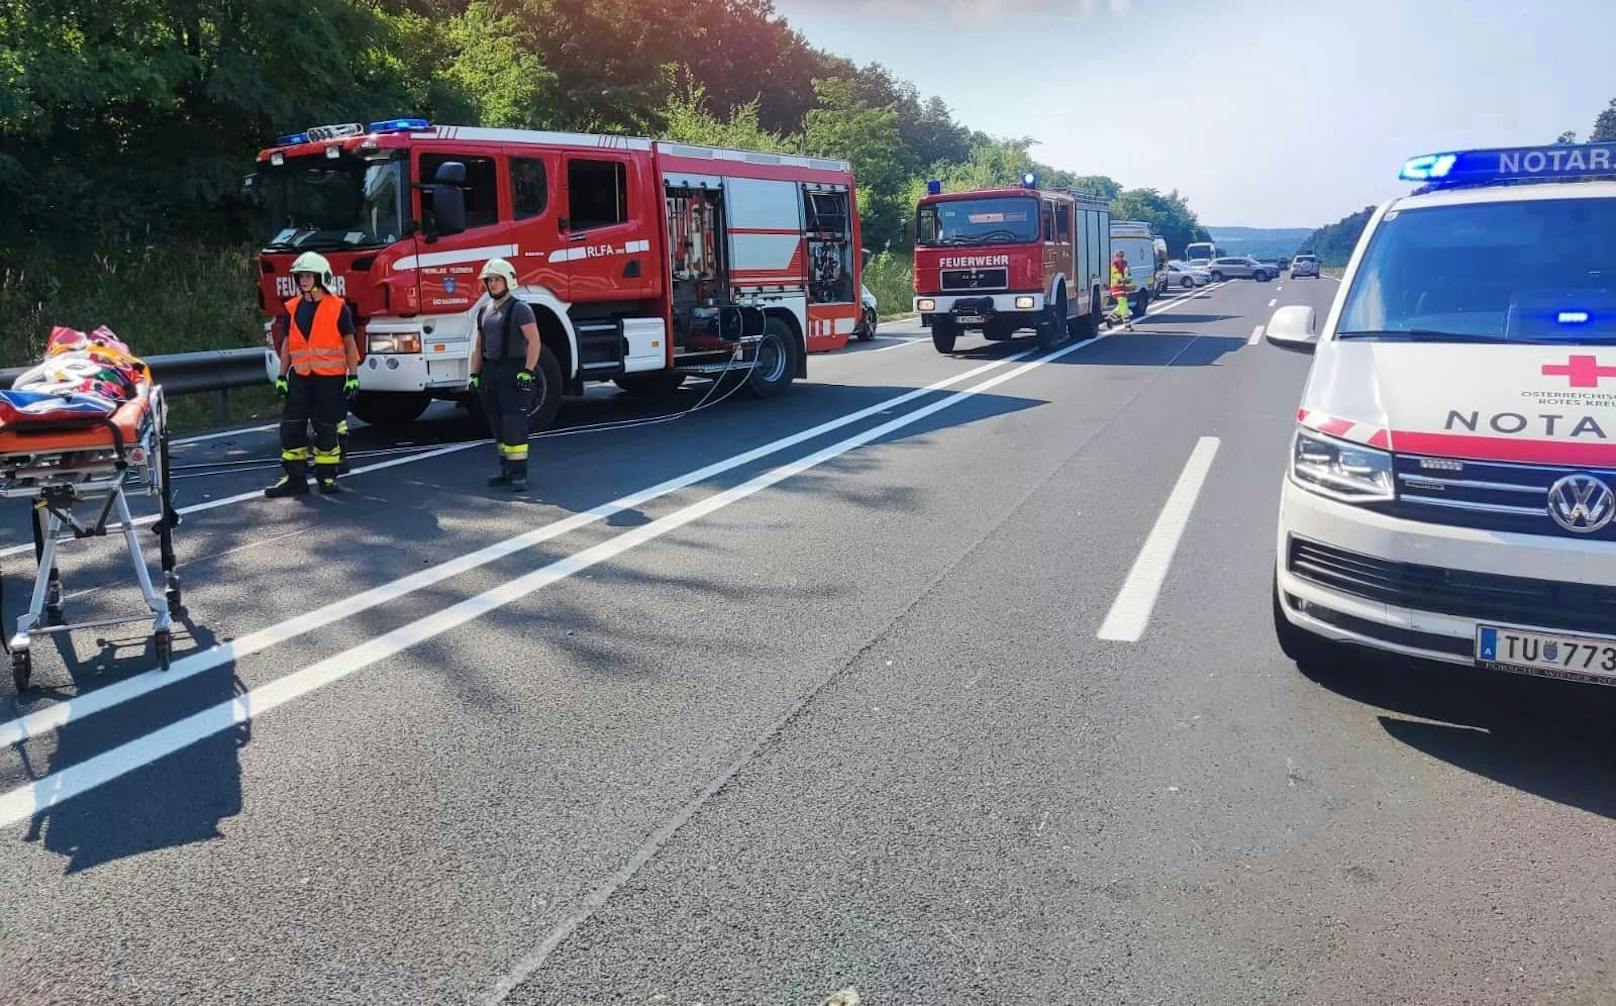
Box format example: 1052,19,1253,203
1287,538,1616,635
1391,454,1616,542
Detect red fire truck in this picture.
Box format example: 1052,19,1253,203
913,178,1110,354
249,118,861,428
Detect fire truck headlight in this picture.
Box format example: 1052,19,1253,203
368,333,422,354
1015,296,1036,310
917,298,936,312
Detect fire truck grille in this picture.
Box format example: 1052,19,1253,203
940,268,1008,291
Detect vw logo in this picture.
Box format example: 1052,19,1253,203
1547,473,1616,533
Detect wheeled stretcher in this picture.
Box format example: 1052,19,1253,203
0,384,180,691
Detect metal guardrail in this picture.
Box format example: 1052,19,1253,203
0,348,267,395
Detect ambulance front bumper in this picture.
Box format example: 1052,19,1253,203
1275,477,1616,667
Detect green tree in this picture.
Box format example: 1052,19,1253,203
438,1,558,129
1109,188,1209,258
805,75,906,250
1298,206,1375,267
658,72,799,152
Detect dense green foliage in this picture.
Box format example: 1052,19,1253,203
1,0,1212,356
1297,207,1375,267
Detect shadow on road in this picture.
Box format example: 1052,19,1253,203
1300,655,1616,819
19,614,248,873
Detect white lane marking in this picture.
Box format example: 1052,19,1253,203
869,338,927,353
1276,286,1283,292
1096,436,1221,643
1248,325,1264,346
0,339,1099,829
0,440,488,560
172,423,278,447
1268,298,1278,308
0,355,1029,748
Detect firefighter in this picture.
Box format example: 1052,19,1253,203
468,258,541,493
1110,249,1136,332
266,252,360,497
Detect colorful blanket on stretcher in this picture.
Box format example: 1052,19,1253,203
0,326,152,427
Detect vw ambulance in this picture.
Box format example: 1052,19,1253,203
1268,143,1616,685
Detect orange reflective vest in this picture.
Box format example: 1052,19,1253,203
1109,263,1133,298
283,296,349,377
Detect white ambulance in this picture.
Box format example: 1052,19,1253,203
1268,143,1616,685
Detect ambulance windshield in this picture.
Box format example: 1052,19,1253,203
1337,197,1616,343
259,157,406,252
918,197,1039,246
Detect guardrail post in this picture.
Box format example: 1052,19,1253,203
210,388,229,425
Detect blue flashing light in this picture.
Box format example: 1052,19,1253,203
368,117,432,134
926,179,942,195
1560,311,1591,324
1021,172,1038,189
275,132,309,146
1399,142,1616,187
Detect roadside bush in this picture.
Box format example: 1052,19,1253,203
863,251,913,319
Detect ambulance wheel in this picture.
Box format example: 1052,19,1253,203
614,372,685,397
1135,289,1150,313
1272,575,1343,671
931,320,958,354
12,649,30,693
155,629,172,671
745,316,798,398
349,391,429,428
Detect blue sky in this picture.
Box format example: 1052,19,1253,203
773,0,1616,228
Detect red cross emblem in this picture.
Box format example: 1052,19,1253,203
1542,355,1616,388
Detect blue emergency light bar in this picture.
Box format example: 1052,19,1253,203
1021,172,1038,189
927,179,942,195
1400,142,1616,187
368,117,432,134
274,132,309,146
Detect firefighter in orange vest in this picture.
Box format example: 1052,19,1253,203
1110,249,1136,332
266,252,360,497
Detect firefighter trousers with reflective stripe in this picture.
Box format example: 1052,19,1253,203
281,372,347,478
479,360,529,476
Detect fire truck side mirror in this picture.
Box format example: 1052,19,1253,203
430,186,466,238
433,161,467,185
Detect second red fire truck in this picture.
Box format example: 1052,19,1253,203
250,118,862,428
913,176,1111,354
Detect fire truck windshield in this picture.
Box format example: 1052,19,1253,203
259,157,406,253
918,197,1039,247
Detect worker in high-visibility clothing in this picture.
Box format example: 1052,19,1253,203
468,258,541,493
1109,249,1136,332
266,252,360,497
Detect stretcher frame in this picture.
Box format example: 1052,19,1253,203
0,385,181,691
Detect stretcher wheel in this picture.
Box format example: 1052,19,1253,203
12,650,31,693
154,629,172,670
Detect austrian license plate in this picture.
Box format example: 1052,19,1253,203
1476,625,1616,685
954,314,987,324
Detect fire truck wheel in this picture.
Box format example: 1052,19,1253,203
525,349,566,431
350,391,430,428
745,316,799,398
615,373,686,397
1036,292,1066,352
1083,286,1103,338
931,319,959,354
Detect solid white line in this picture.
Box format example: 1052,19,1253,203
0,355,1029,749
869,338,927,353
1248,325,1264,346
0,338,1100,829
1268,298,1278,308
1096,437,1221,643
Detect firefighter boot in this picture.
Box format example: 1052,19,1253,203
315,464,342,495
508,459,528,494
487,459,511,487
337,422,352,475
264,460,310,498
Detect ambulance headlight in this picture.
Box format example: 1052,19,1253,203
917,298,936,312
1290,429,1394,503
1015,296,1036,310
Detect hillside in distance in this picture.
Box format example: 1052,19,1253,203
1204,226,1315,258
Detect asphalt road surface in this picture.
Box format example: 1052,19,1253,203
4,275,1615,1005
